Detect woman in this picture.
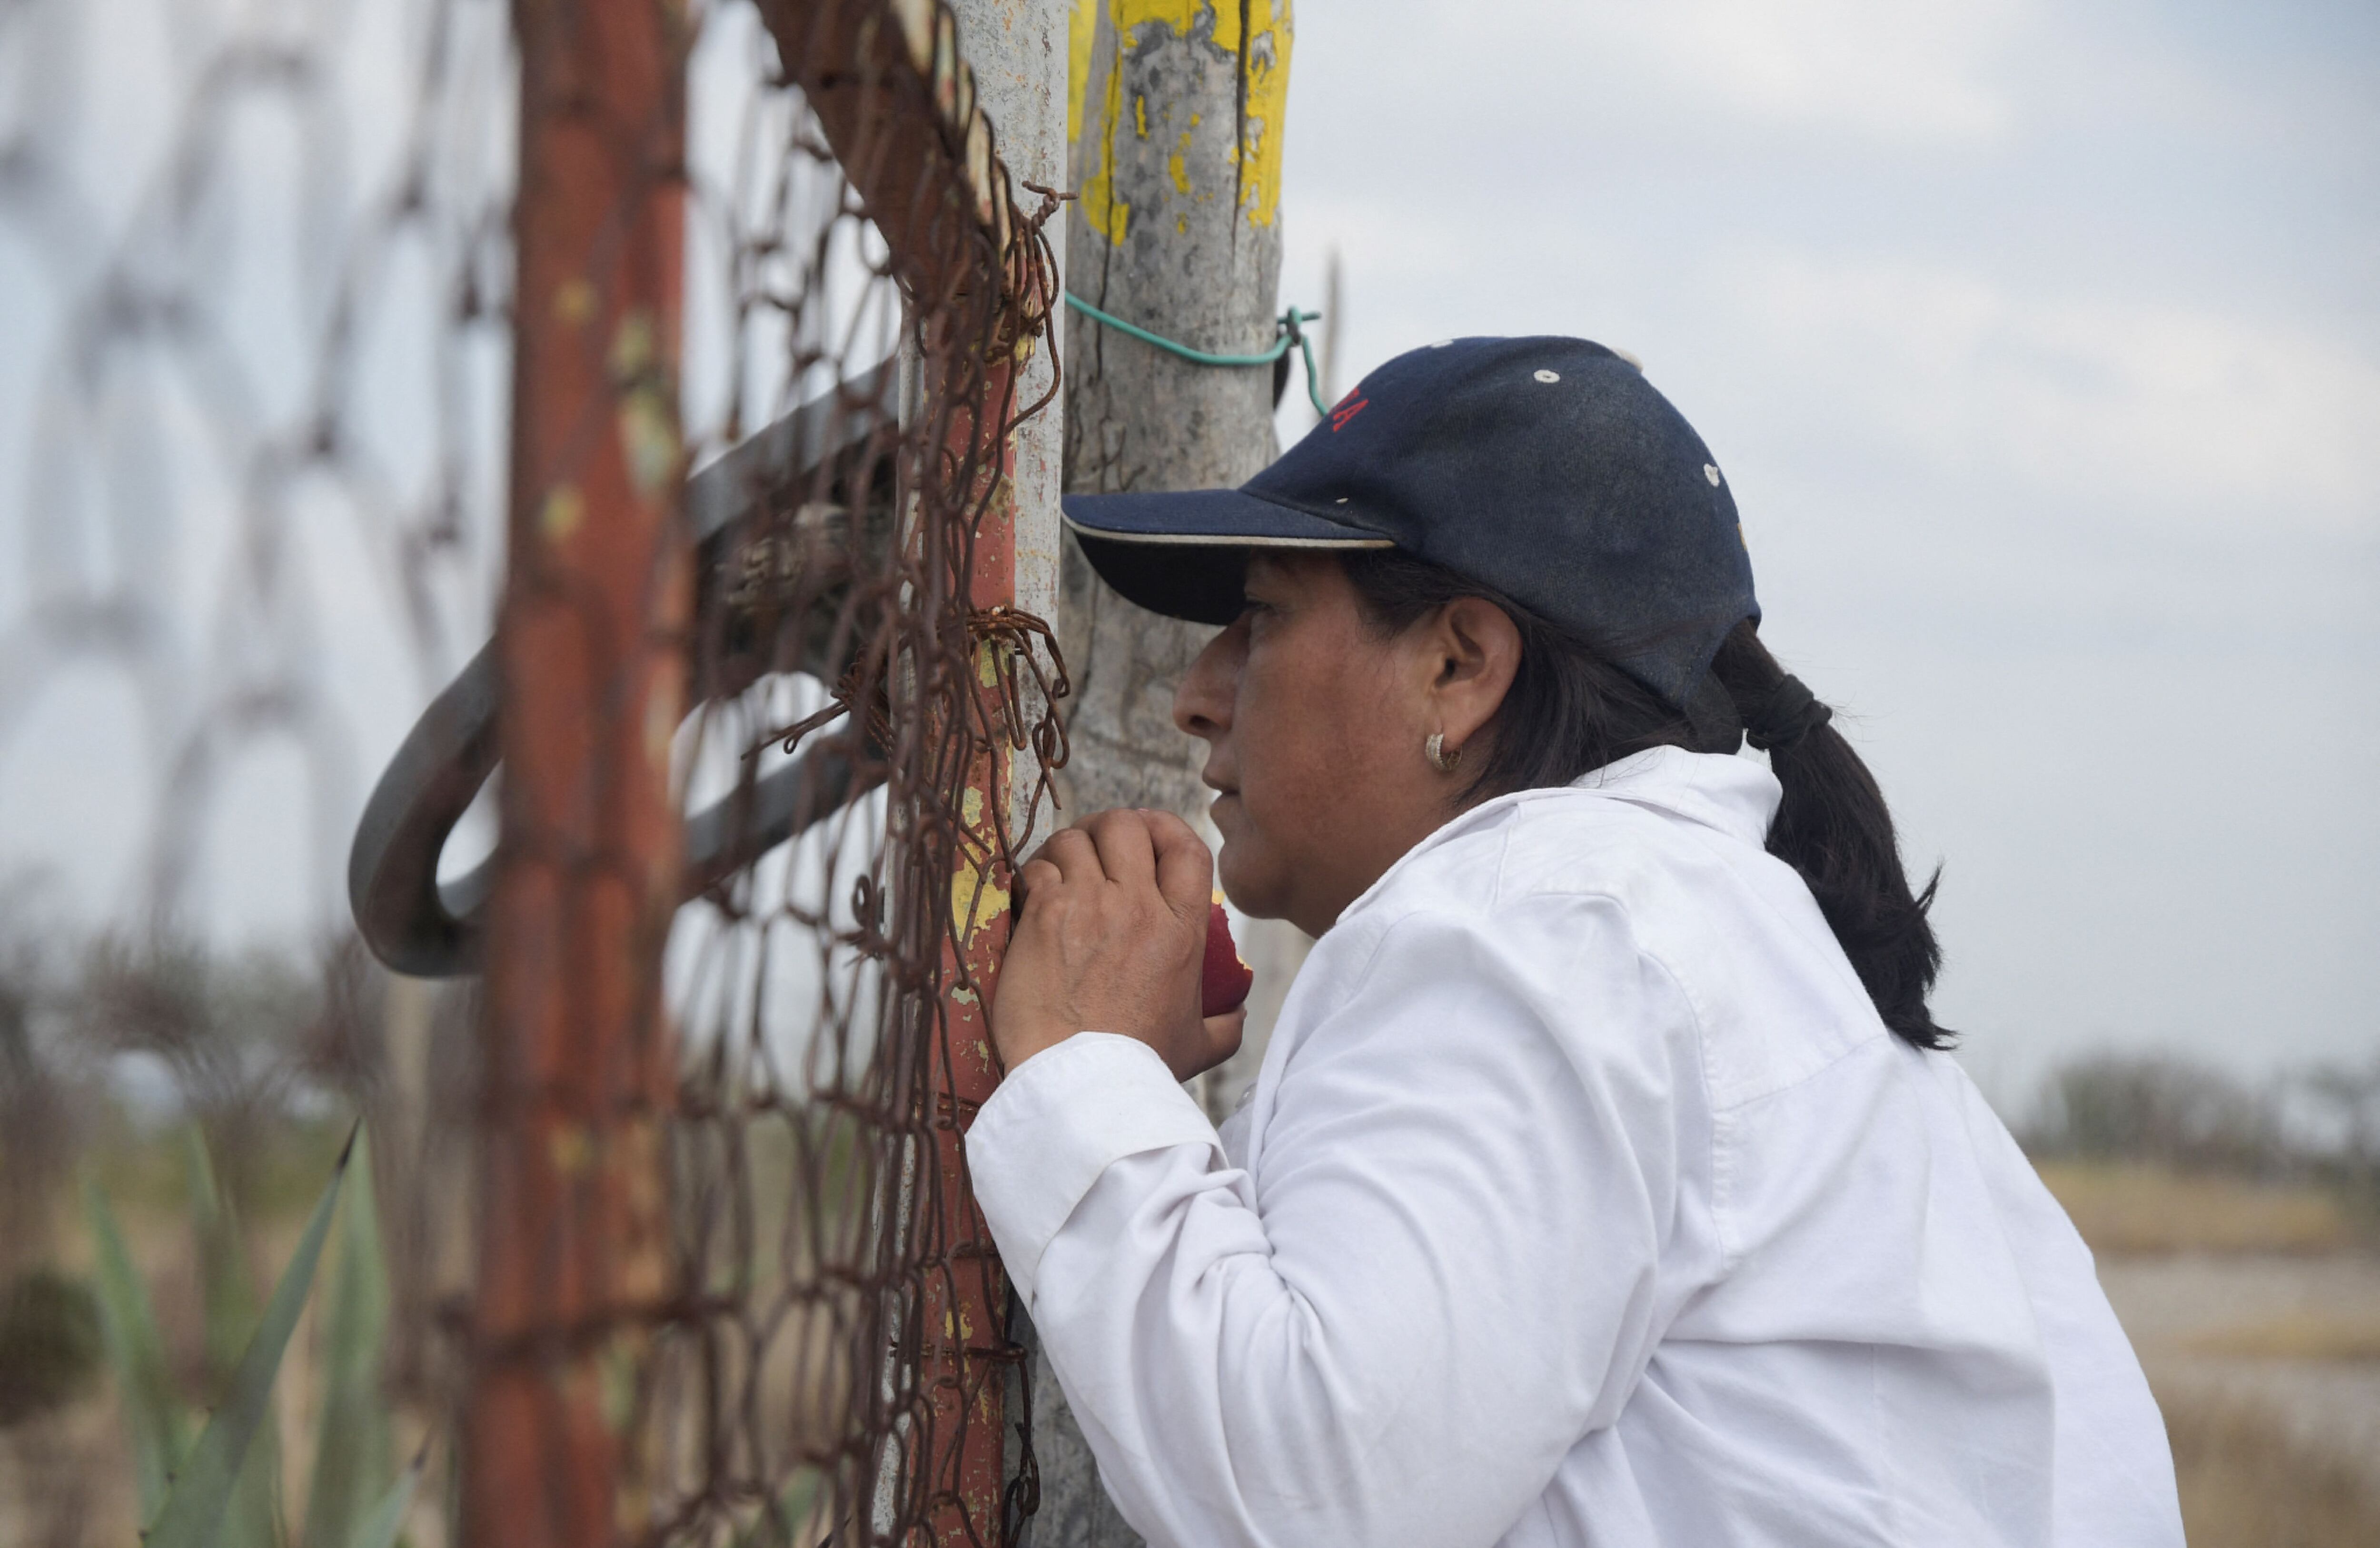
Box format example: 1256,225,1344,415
971,336,2182,1547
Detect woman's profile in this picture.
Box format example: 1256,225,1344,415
970,335,2182,1547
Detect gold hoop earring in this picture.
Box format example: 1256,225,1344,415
1426,732,1462,774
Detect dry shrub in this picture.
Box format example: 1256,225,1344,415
2035,1161,2355,1256
2184,1311,2380,1362
2159,1382,2380,1547
2032,1055,2284,1173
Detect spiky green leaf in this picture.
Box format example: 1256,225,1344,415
144,1129,353,1548
184,1126,285,1548
81,1174,189,1521
341,1445,423,1548
303,1128,391,1548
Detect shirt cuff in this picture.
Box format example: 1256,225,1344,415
966,1032,1221,1308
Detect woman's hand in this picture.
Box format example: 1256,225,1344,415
993,808,1247,1081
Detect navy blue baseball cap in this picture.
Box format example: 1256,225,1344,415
1061,335,1759,710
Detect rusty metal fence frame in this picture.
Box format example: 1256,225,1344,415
0,0,1070,1541
449,1,1068,1544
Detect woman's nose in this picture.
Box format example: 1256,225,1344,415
1173,618,1244,741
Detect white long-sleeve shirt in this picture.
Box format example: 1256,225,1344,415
967,746,2182,1548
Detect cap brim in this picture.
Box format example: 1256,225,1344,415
1061,488,1392,625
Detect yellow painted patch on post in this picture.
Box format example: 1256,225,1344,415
553,277,596,326
952,856,1012,939
1075,18,1131,245
1078,2,1295,245
618,391,679,499
609,308,656,375
1113,0,1213,44
1068,0,1100,146
1170,130,1194,194
540,484,585,544
548,1122,593,1177
1237,0,1292,227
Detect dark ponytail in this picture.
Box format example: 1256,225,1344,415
1341,550,1952,1051
1705,621,1950,1049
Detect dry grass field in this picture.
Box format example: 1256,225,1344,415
2035,1161,2363,1257
2040,1162,2380,1548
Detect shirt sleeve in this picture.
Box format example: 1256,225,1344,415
964,897,1698,1548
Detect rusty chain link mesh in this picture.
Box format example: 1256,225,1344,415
0,0,1062,1543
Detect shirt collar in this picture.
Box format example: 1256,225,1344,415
1563,744,1781,847
1339,746,1782,925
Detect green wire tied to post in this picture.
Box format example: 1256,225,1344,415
1063,293,1330,418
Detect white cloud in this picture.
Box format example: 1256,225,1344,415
1606,0,2028,142
1402,0,2033,147
1720,250,2380,535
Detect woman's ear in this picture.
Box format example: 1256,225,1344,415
1430,597,1522,749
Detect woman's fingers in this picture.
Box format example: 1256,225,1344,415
1014,856,1062,907
1081,808,1158,891
1032,825,1104,887
1144,809,1215,919
992,808,1236,1081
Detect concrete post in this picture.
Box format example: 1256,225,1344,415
953,0,1070,857
1028,5,1302,1543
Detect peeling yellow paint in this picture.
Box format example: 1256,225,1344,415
618,391,679,499
1237,0,1291,226
549,1122,593,1177
540,484,584,544
952,856,1012,938
962,787,985,826
1085,51,1128,244
1115,0,1216,45
1169,129,1193,194
610,308,680,497
609,308,655,375
553,277,596,326
951,985,979,1006
1068,0,1100,148
1076,2,1295,245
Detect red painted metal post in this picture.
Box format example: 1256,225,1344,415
466,3,687,1544
920,350,1025,1545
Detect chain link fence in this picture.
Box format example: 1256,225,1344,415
0,1,1061,1543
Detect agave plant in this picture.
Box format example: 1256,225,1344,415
82,1125,421,1548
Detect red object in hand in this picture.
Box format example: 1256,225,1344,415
1201,899,1255,1017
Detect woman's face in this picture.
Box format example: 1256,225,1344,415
1172,553,1517,937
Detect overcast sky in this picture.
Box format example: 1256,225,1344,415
1259,0,2378,1098
1,0,2371,1106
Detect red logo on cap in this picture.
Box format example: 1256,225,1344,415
1329,392,1368,432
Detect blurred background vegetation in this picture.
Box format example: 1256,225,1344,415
0,869,471,1547
1,875,2375,1545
